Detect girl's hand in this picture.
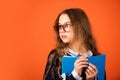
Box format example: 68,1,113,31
74,56,88,76
85,63,98,80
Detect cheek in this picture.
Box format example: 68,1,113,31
59,33,62,39
59,32,74,43
69,33,74,41
69,30,74,39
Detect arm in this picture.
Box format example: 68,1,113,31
62,56,88,80
43,49,61,80
66,70,83,80
44,49,85,80
62,70,82,80
44,49,78,80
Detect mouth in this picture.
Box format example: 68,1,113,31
61,35,67,39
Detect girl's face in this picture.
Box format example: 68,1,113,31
58,14,74,43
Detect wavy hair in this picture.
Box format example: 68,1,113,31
44,8,100,79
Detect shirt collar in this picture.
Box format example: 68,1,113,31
67,48,93,57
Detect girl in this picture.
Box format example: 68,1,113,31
43,8,101,80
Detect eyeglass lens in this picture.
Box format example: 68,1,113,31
58,22,71,32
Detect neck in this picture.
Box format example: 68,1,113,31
68,43,87,55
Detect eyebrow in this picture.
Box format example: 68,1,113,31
58,21,71,25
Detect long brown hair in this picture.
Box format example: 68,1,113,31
54,8,99,76
54,8,99,54
44,8,99,79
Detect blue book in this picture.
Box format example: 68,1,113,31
62,54,106,80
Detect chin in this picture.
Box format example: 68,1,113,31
62,40,69,43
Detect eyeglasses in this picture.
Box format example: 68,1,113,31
58,22,72,33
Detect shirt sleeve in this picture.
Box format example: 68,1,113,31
71,69,83,80
61,69,83,80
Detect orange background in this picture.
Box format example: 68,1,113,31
0,0,120,80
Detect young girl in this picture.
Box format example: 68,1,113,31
43,8,101,80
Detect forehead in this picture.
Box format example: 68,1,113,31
58,14,71,24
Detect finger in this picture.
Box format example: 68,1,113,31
75,58,88,64
85,70,90,77
88,66,94,73
76,63,88,68
77,62,89,66
75,59,88,65
86,68,92,75
77,64,88,69
87,66,98,76
85,67,97,79
85,71,95,80
79,56,87,59
89,63,98,72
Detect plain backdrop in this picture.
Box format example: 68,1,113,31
0,0,120,80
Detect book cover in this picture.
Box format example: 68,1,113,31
62,54,106,80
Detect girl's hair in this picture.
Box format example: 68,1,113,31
54,8,99,77
44,8,100,79
54,8,99,54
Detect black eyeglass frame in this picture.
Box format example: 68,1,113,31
58,22,72,33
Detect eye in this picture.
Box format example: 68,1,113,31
66,24,71,27
58,22,72,32
58,26,62,32
58,25,62,30
63,23,71,28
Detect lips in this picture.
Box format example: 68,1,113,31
61,35,67,39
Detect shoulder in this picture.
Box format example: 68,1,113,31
47,49,59,62
48,49,58,57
